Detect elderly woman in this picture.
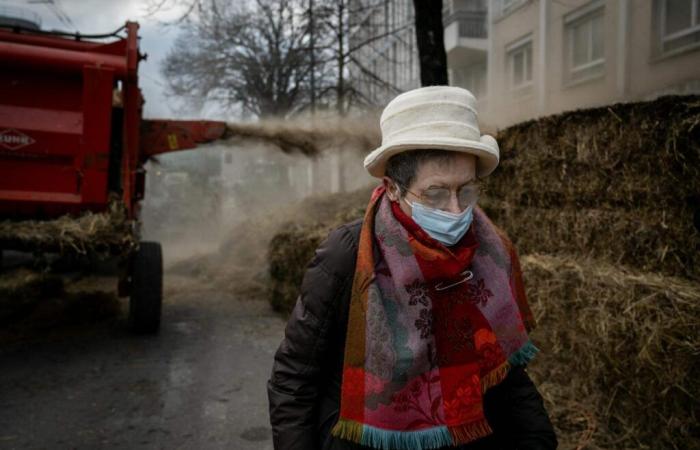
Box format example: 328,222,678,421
267,86,557,450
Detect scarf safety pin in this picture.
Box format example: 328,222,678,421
434,269,474,291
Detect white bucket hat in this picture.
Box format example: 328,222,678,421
364,85,499,178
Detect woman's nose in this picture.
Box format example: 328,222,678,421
445,193,462,214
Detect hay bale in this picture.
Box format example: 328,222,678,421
264,185,373,313
522,253,699,450
479,198,698,280
489,160,697,209
0,194,137,258
494,96,700,205
484,95,700,279
267,225,327,314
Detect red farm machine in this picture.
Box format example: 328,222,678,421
0,21,226,333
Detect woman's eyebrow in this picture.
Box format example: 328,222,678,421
459,179,479,188
426,179,478,189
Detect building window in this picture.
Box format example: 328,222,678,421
458,14,487,38
659,0,700,54
443,0,488,39
497,0,528,18
564,1,605,84
506,36,533,90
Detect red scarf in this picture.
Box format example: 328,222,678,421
331,185,538,449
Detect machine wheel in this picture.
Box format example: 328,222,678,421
129,241,163,334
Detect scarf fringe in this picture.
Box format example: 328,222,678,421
331,341,540,449
331,418,363,444
482,340,540,392
448,417,494,444
481,359,511,391
331,419,453,450
508,340,540,366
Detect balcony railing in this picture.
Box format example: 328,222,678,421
444,11,487,39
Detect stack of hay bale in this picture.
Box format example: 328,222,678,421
480,95,700,449
267,95,700,449
267,187,372,312
483,95,699,279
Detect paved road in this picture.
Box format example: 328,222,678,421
0,273,286,450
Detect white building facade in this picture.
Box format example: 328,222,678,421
350,0,700,129
485,0,700,128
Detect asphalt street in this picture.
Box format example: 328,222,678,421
0,273,285,450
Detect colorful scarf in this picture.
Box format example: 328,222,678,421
330,184,538,450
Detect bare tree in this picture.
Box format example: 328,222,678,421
160,0,314,117
279,0,413,114
150,0,414,117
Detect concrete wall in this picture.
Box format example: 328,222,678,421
483,0,539,128
482,0,700,129
542,0,620,116
628,1,700,99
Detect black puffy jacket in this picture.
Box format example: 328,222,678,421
267,218,558,450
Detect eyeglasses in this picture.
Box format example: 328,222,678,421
398,181,483,211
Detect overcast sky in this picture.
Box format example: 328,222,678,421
2,0,204,119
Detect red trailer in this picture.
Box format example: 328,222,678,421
0,21,226,332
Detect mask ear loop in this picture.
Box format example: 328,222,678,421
394,182,412,208
434,269,474,291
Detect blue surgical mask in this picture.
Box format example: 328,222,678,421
403,197,474,246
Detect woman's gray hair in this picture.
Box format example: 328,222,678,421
385,149,457,194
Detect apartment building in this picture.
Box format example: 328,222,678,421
350,0,700,129
444,0,489,101
484,0,700,128
222,0,700,200
348,0,421,106
348,0,489,107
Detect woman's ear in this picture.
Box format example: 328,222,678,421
382,176,399,202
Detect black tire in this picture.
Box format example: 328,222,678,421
129,241,163,334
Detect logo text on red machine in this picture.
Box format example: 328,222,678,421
0,129,36,151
